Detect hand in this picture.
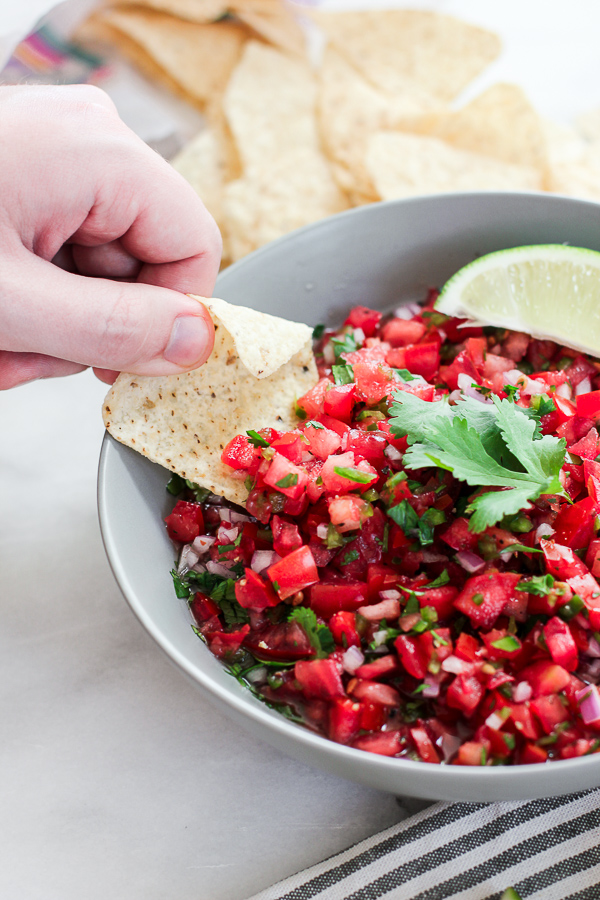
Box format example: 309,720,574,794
0,84,221,389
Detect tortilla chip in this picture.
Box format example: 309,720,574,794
366,132,542,201
231,4,306,56
223,147,349,261
547,151,600,203
542,118,587,169
171,113,240,266
82,8,248,109
311,9,501,102
317,47,444,203
102,0,228,22
575,108,600,143
102,297,317,505
399,84,548,173
223,40,318,171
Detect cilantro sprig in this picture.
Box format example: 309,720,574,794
389,392,567,533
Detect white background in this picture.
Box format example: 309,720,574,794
2,2,600,899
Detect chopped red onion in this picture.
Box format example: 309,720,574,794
217,523,239,543
342,645,365,674
218,507,253,524
245,666,267,684
577,683,600,724
206,560,236,578
579,658,600,681
394,302,423,319
177,543,200,575
576,376,592,396
357,597,400,621
448,390,462,404
316,523,329,540
512,681,532,703
439,732,462,762
384,444,403,462
456,550,486,573
191,562,207,574
379,589,401,601
353,327,366,344
556,382,573,400
588,635,600,658
322,342,336,365
420,550,448,564
371,629,389,648
421,678,440,698
535,523,555,544
251,550,281,574
192,535,216,555
457,372,493,404
485,711,506,731
441,655,474,675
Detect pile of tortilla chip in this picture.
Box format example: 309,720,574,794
78,2,600,267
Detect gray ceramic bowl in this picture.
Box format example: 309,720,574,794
98,192,600,801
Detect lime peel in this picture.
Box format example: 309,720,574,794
435,244,600,358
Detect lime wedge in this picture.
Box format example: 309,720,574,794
435,244,600,356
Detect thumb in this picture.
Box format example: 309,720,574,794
1,254,215,375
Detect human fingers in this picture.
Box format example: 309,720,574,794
1,250,215,376
0,350,87,391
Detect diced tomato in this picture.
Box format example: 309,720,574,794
446,675,484,716
453,571,521,629
349,679,400,707
394,635,427,679
382,318,426,347
552,497,597,550
164,500,204,543
577,390,600,420
324,383,357,423
243,621,314,660
483,354,515,380
309,582,367,618
272,515,303,557
301,424,341,460
352,358,394,404
235,569,280,610
265,546,319,600
585,538,600,578
465,337,487,369
520,743,549,765
355,654,399,680
455,632,480,662
328,697,362,743
417,586,458,621
453,740,489,766
351,731,404,756
440,517,479,552
297,377,331,418
344,429,388,463
271,432,307,465
518,660,571,697
328,495,372,532
543,617,579,671
404,343,440,381
569,427,600,460
329,610,361,648
206,625,250,659
344,305,382,337
295,659,345,700
221,434,259,471
530,694,570,734
439,350,480,392
263,452,309,500
566,354,597,387
320,451,378,493
410,726,441,764
541,539,588,579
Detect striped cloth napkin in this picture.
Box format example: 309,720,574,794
245,789,600,900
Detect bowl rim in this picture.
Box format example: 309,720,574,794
98,192,600,794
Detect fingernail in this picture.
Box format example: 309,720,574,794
164,315,213,368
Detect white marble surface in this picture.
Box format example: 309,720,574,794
2,2,600,899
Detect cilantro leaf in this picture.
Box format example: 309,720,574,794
389,391,567,533
288,607,335,658
387,500,442,546
332,363,354,385
246,429,270,448
331,332,358,359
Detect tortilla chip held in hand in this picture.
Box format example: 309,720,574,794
102,296,318,506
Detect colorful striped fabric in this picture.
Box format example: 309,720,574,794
245,789,600,900
1,24,106,84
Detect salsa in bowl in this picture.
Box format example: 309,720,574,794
99,192,600,800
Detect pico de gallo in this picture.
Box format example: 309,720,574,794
165,292,600,766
